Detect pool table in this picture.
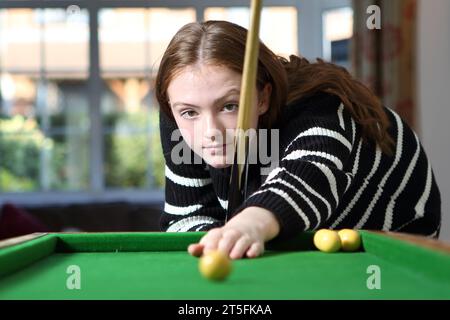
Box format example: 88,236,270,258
0,231,449,300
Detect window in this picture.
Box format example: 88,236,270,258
0,8,90,192
322,7,353,69
99,8,196,189
204,6,298,58
0,0,346,204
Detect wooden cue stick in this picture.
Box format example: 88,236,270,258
235,0,263,179
227,0,263,220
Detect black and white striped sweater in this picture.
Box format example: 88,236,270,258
159,92,441,240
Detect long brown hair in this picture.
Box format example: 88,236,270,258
155,20,394,154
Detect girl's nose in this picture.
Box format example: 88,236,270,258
203,116,224,143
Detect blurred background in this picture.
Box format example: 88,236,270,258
0,0,448,241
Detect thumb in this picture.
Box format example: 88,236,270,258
188,243,204,257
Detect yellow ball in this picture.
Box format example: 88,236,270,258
199,250,232,281
338,229,361,252
313,229,342,253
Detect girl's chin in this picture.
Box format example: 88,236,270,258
206,161,232,169
209,163,232,169
203,156,233,169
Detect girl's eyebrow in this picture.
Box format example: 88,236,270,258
170,88,240,109
171,102,200,109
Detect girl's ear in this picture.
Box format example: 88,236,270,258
258,83,272,115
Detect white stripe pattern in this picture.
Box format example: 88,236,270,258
427,229,439,238
217,197,228,210
352,139,363,175
311,161,340,206
337,103,345,130
414,157,432,219
351,118,356,145
262,178,322,228
249,187,311,229
265,167,284,182
285,127,352,153
355,110,404,229
165,165,212,187
265,167,332,219
383,132,421,230
164,202,203,215
167,216,219,232
283,150,343,170
331,145,382,228
345,173,353,192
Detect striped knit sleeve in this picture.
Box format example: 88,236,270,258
235,101,355,240
159,112,225,232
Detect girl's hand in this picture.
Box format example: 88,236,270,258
188,206,280,259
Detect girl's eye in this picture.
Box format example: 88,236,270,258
222,103,239,112
180,110,198,119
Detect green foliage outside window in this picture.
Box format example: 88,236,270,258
104,108,165,189
0,111,165,192
0,116,49,191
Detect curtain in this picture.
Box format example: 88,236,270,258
352,0,417,129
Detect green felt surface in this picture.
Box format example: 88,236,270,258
0,231,449,300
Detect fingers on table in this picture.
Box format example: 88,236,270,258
229,235,253,260
246,242,264,258
218,229,241,255
188,243,204,257
196,228,264,259
200,228,223,254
